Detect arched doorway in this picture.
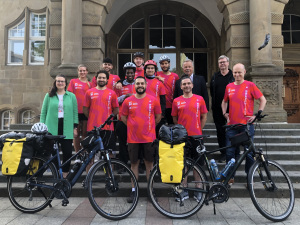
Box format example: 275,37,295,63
106,1,220,81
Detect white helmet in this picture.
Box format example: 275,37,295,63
31,122,48,134
159,55,170,63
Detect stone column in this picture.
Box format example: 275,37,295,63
249,0,287,122
58,0,82,76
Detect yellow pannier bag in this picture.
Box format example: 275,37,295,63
1,138,35,176
158,140,185,183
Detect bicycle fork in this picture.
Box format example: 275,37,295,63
256,150,278,191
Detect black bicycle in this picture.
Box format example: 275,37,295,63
6,114,139,220
147,113,295,222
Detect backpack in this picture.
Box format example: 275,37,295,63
157,124,187,183
1,137,35,176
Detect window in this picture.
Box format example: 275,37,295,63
29,13,46,64
6,9,47,65
8,20,25,64
282,14,300,44
1,110,14,130
117,15,208,80
21,110,36,124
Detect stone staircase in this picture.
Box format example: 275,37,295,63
0,123,300,198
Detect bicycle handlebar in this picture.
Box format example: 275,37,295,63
88,114,115,136
223,111,267,130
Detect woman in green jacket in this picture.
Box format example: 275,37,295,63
40,74,78,178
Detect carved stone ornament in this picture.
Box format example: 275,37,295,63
256,80,279,106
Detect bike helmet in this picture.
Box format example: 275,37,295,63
133,52,144,59
159,55,170,63
123,62,136,72
144,60,158,71
31,122,48,134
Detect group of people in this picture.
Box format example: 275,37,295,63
40,52,266,202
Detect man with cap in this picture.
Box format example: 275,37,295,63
91,57,120,92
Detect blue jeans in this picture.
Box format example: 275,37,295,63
225,125,255,175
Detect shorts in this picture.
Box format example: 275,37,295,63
128,143,155,164
78,113,88,121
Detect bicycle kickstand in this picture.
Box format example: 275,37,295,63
213,202,216,215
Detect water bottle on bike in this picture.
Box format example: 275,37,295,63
210,159,221,180
220,158,235,179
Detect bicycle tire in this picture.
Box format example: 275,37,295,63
248,159,295,222
86,159,139,220
147,159,208,219
7,156,58,213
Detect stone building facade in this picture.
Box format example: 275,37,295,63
0,0,299,129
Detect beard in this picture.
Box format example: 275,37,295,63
162,66,170,72
98,81,107,87
136,87,146,94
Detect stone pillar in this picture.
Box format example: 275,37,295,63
56,0,82,77
249,0,287,122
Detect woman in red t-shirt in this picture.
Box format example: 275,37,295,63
67,64,91,153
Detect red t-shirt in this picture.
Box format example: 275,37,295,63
157,71,179,108
145,77,166,103
67,78,91,113
115,82,136,120
122,94,162,143
91,74,120,92
172,94,208,136
223,80,263,125
134,66,144,79
84,88,119,131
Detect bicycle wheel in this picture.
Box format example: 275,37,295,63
248,159,295,222
86,159,139,220
7,156,58,213
148,159,208,219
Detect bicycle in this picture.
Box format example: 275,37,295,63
147,113,295,222
6,114,139,220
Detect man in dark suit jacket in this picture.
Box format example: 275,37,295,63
174,59,209,110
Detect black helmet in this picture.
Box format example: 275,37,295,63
133,52,144,59
123,62,136,72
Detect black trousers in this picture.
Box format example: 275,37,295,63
115,120,129,164
57,118,73,172
165,108,173,125
212,109,227,154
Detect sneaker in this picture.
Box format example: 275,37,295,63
127,191,136,203
81,179,86,188
194,191,203,202
218,154,226,163
175,190,189,202
229,178,234,186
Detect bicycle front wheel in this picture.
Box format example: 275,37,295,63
7,156,58,213
86,159,139,220
248,159,295,222
148,159,208,219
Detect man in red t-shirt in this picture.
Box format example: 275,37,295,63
91,57,120,92
83,70,119,152
121,76,162,203
144,60,166,137
115,62,136,173
221,63,267,183
172,76,207,202
133,52,145,79
157,55,179,124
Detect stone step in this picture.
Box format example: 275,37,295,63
205,143,300,151
203,123,300,129
0,179,298,198
203,128,300,136
204,135,300,143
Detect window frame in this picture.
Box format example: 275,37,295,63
1,110,14,130
282,14,300,44
21,110,36,124
5,7,48,66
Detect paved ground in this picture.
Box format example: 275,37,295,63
0,197,298,225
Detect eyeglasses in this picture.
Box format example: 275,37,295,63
219,61,228,64
56,80,65,83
